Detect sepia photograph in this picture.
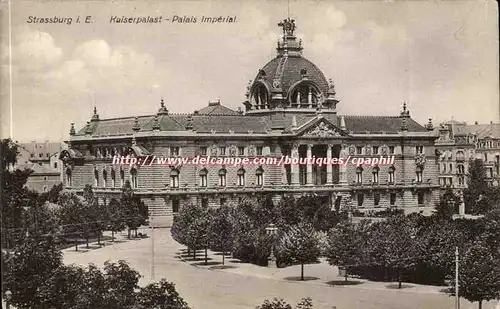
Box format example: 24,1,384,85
0,0,499,308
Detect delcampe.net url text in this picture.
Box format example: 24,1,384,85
111,155,395,168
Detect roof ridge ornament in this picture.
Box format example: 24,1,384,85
132,117,141,131
69,123,76,136
91,106,100,121
158,98,169,115
152,115,161,131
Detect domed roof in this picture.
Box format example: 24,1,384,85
256,56,329,95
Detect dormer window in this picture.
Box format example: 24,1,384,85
289,83,322,108
251,84,269,109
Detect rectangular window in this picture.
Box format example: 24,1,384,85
357,193,364,207
372,171,379,184
219,147,226,156
238,147,245,156
374,193,380,206
356,146,363,155
200,147,207,156
416,146,424,154
201,198,209,208
389,146,395,154
418,191,425,205
256,146,263,156
372,146,379,155
172,199,180,213
390,193,396,206
170,147,180,156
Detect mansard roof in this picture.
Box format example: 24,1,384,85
73,111,427,138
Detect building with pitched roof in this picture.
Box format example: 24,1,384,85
15,141,62,192
435,120,500,189
61,18,440,227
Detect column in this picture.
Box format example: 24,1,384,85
307,144,313,185
308,87,312,108
326,144,333,184
276,145,286,185
339,144,348,185
256,89,260,109
291,144,299,185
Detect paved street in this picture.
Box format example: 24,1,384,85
62,228,498,309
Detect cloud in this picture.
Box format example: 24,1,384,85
12,26,62,69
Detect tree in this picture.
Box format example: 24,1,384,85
108,198,126,241
255,298,314,309
326,220,369,281
208,205,234,265
435,189,462,219
464,159,496,214
121,181,148,238
366,215,422,288
2,235,63,309
58,191,87,250
454,241,500,309
277,223,321,280
136,279,191,309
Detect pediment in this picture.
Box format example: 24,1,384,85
297,118,347,138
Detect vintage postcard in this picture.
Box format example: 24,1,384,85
1,1,499,309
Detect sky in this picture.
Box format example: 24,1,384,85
0,0,498,142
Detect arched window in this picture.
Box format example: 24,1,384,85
130,168,138,188
356,167,363,184
103,169,107,188
170,169,180,188
256,167,264,186
199,168,208,187
66,168,72,187
111,169,116,187
218,168,227,187
388,166,395,184
120,168,125,187
372,166,379,184
416,166,423,183
94,168,99,187
289,83,322,107
252,84,269,108
237,168,245,186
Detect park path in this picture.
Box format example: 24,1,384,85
62,228,499,309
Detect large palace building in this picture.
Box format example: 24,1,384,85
61,19,440,227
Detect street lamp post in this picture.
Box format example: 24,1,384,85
265,223,278,268
5,290,12,309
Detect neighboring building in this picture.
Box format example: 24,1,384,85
16,141,62,192
60,18,440,227
435,120,500,188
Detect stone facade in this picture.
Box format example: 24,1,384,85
60,18,440,227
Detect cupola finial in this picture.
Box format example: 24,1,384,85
69,123,76,136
